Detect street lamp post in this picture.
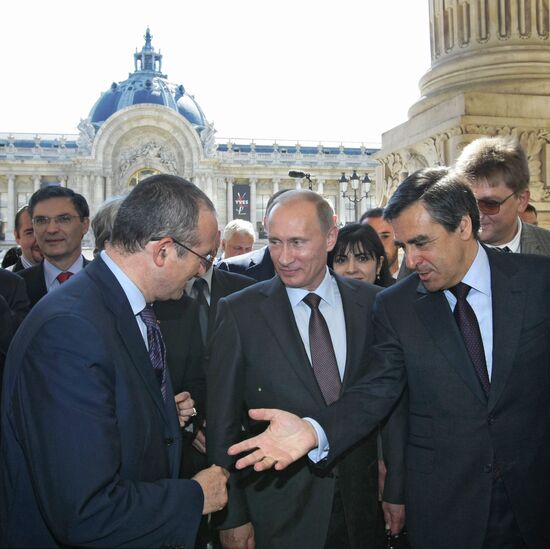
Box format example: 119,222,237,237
339,170,372,221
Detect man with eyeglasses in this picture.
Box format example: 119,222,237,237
455,135,550,255
19,185,91,307
1,175,229,548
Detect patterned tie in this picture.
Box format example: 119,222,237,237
496,246,512,253
139,304,167,400
193,277,209,345
56,271,74,284
449,283,490,397
303,293,342,405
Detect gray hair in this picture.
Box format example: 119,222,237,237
110,174,215,257
92,196,125,252
223,219,256,242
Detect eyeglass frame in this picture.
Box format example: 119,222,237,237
32,214,84,227
476,191,516,215
150,236,215,268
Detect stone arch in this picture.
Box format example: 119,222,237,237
91,104,204,195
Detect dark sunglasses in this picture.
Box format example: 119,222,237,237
476,191,516,215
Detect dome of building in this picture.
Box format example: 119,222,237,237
88,28,207,132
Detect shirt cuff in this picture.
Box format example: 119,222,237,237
303,417,329,462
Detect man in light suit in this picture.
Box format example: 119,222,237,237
19,185,92,307
207,190,390,549
0,175,229,548
455,135,550,255
229,171,550,549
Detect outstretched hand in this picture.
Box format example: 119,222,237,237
227,408,318,471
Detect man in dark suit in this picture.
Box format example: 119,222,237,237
155,261,255,474
156,257,254,549
216,243,275,282
0,269,29,397
8,205,44,272
229,170,550,549
455,135,550,255
19,186,91,307
0,175,229,548
207,190,389,549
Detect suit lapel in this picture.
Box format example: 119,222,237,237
209,269,228,330
487,254,524,411
414,282,488,405
258,277,326,407
87,259,172,429
337,277,367,389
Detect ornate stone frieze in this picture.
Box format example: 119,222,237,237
117,140,178,180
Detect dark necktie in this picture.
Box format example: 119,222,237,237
139,304,167,400
303,293,341,405
496,246,512,253
193,277,209,345
449,283,490,397
56,271,74,284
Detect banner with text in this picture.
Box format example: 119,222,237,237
232,184,251,220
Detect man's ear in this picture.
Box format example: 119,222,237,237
326,224,338,252
517,189,530,213
149,237,172,267
458,214,473,241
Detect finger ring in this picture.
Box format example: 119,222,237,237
191,407,197,417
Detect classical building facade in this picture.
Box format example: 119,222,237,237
375,0,550,227
0,29,378,244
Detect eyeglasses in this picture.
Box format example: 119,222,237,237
32,214,82,227
151,236,215,269
476,191,516,215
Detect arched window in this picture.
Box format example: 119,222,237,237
128,168,161,187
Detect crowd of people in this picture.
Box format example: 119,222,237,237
0,135,549,548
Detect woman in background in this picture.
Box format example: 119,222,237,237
329,222,394,287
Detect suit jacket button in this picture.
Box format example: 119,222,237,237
484,463,493,474
165,437,174,446
487,416,495,425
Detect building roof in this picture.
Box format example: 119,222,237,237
88,28,208,131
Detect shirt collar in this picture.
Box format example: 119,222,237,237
286,267,335,308
100,250,146,316
21,255,35,269
186,264,214,296
43,255,84,288
460,242,491,297
485,217,522,253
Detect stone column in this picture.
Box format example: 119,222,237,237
206,175,214,200
6,175,15,239
94,175,105,212
81,175,90,206
33,175,41,192
226,177,234,224
249,178,257,228
317,178,325,195
105,176,113,199
272,178,280,194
